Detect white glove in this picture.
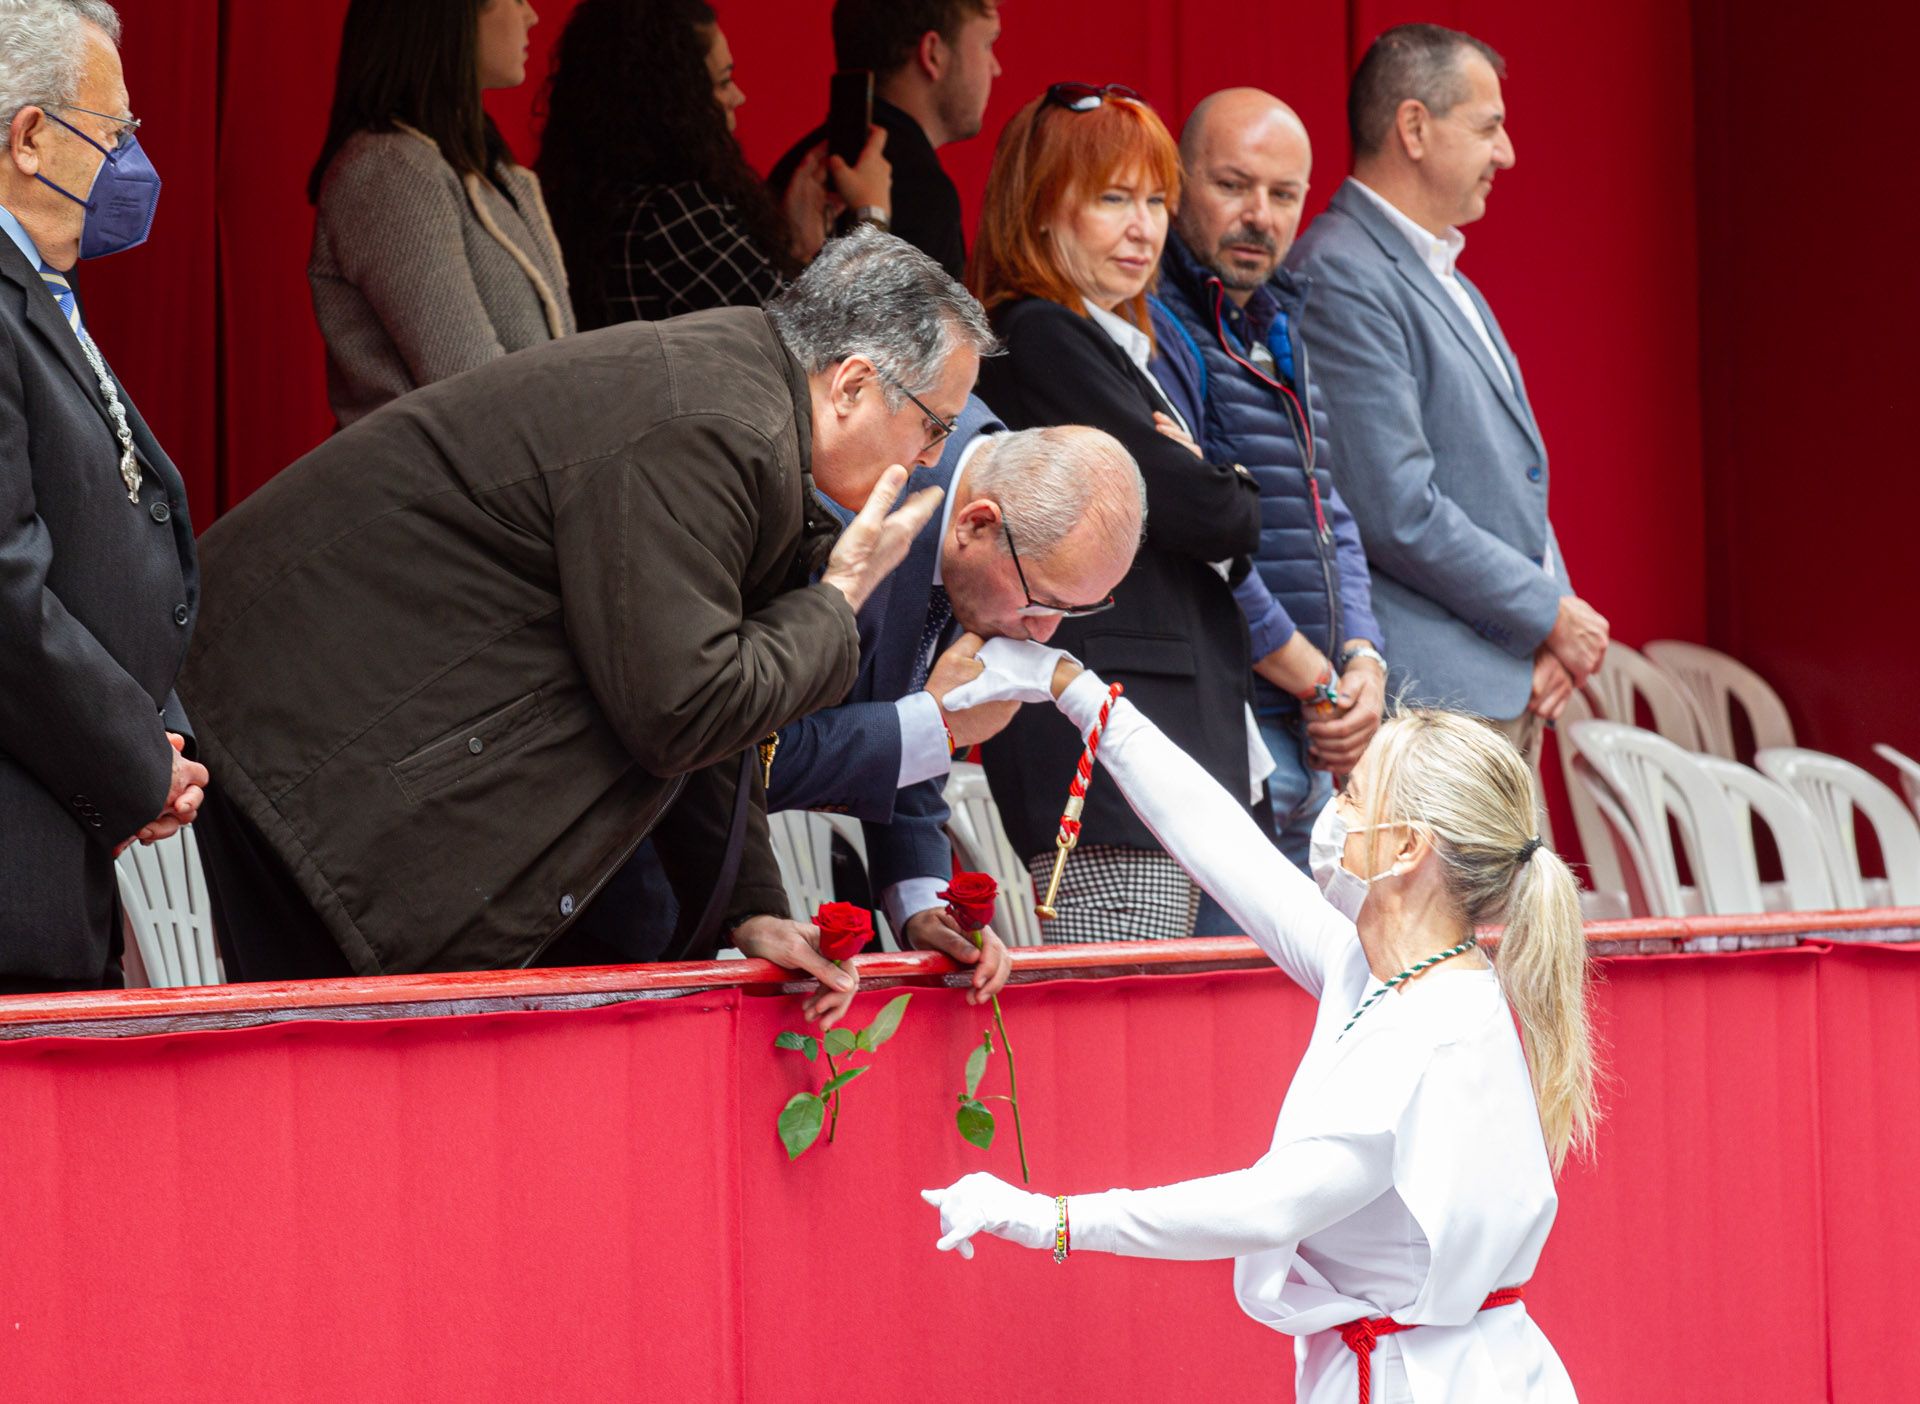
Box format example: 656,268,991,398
920,1171,1057,1259
939,637,1078,711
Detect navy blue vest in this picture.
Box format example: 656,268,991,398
1153,235,1342,710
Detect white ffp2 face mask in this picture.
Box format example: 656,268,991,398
1308,797,1399,922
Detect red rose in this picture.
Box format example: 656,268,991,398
939,871,999,934
813,902,874,962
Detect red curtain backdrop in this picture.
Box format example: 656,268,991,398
76,0,1918,774
2,945,1915,1400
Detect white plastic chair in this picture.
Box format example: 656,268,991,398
1580,642,1705,749
1692,755,1837,912
1565,721,1764,918
1755,747,1920,908
1644,641,1795,762
1873,743,1920,821
942,762,1043,947
114,828,223,986
1565,747,1661,919
766,811,899,952
1554,645,1705,904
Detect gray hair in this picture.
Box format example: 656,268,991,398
1348,22,1505,157
0,1,120,133
964,425,1146,563
765,224,998,410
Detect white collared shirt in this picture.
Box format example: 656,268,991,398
1087,301,1194,436
1350,179,1513,393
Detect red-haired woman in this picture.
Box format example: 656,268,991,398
969,85,1264,942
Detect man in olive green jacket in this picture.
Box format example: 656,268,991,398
181,231,992,1017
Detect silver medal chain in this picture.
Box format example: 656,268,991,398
75,327,142,504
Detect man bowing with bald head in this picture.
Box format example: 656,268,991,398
1148,88,1385,881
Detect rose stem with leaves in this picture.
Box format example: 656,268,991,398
974,930,1030,1183
822,1047,841,1142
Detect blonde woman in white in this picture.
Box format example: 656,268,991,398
923,637,1596,1404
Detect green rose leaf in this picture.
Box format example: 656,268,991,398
819,1066,870,1097
777,1092,825,1160
956,1097,996,1150
864,993,913,1051
774,1031,820,1062
823,1027,858,1057
964,1039,990,1098
853,1028,874,1053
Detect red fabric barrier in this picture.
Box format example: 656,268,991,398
1815,945,1920,1401
2,939,1915,1401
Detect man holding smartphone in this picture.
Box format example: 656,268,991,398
769,1,1002,281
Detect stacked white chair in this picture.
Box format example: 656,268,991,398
1557,643,1703,902
1755,748,1920,909
1564,720,1764,922
1692,755,1837,913
114,829,223,987
1873,743,1920,821
1644,640,1795,761
766,810,899,952
943,762,1043,947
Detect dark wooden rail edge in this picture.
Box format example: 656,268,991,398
3,908,1915,1041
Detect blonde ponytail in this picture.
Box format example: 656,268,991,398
1368,710,1599,1171
1495,843,1596,1169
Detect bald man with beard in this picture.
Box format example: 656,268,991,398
1147,88,1385,878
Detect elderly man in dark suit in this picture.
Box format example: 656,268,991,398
768,401,1145,1001
181,229,993,1025
1288,24,1608,752
0,0,204,994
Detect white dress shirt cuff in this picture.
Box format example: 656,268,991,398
895,690,953,789
883,878,949,940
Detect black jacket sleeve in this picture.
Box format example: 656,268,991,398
981,300,1261,562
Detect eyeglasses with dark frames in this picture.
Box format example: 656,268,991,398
895,382,957,455
1004,524,1116,619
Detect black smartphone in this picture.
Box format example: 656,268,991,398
828,69,874,166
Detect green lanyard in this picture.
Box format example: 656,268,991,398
1339,934,1481,1039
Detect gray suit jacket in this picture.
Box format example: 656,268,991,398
1287,179,1569,719
0,234,199,985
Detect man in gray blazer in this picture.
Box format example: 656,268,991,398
0,0,206,992
1288,23,1608,747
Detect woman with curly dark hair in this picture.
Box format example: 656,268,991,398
539,0,892,330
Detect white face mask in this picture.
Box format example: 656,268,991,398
1308,796,1401,922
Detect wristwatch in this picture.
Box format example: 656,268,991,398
851,205,890,231
1338,643,1388,674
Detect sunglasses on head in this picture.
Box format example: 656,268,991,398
1042,82,1144,112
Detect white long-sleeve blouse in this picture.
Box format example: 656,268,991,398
1053,670,1579,1404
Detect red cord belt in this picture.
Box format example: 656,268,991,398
1335,1284,1526,1404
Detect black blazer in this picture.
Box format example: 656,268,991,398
975,297,1264,858
0,233,198,987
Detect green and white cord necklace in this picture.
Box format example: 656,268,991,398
1339,934,1481,1039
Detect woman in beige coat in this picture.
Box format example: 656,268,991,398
307,0,574,428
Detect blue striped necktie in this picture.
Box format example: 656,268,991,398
37,262,83,336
